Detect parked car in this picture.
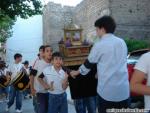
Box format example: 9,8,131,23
127,48,150,108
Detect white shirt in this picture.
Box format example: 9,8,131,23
23,66,30,75
79,34,130,102
8,63,23,80
43,66,66,94
0,69,5,76
134,52,150,109
33,59,51,93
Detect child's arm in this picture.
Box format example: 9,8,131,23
62,73,69,90
30,68,37,95
4,71,11,86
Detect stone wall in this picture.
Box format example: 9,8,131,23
43,2,74,51
43,0,150,49
109,0,150,39
74,0,110,41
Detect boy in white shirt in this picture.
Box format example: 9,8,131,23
38,52,68,113
30,45,45,113
30,45,52,113
6,53,23,113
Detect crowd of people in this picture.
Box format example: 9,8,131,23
0,15,150,113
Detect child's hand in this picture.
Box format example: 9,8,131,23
6,75,11,81
31,88,36,96
44,84,51,90
70,70,80,79
49,81,54,91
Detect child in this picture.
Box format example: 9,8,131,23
30,45,52,113
0,61,10,102
38,52,68,113
6,53,23,113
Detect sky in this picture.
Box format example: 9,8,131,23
6,0,83,65
42,0,83,6
6,16,43,64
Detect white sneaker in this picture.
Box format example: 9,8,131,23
5,106,9,112
16,109,22,113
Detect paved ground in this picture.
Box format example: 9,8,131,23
0,88,76,113
0,98,76,113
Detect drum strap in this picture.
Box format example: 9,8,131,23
32,58,39,68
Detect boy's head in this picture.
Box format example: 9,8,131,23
43,45,53,60
94,16,116,37
52,52,63,68
14,53,22,63
39,45,45,59
23,60,29,68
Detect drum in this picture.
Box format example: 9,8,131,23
0,76,7,88
10,71,30,91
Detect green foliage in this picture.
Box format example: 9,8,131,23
0,0,43,42
0,0,43,19
124,38,150,52
0,14,14,42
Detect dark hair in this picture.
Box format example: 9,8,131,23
43,45,52,52
39,45,45,51
14,53,22,60
94,16,116,33
23,60,29,65
52,52,63,60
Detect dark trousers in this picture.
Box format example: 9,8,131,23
37,93,49,113
74,96,96,113
97,95,130,113
33,95,38,113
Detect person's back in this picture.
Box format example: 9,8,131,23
70,16,130,113
95,34,129,101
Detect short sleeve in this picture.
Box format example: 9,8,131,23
134,53,149,74
30,69,38,76
88,42,102,63
38,72,45,78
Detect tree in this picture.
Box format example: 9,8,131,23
0,0,43,43
0,15,14,43
0,0,42,19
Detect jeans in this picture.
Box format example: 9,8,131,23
97,95,130,113
7,85,22,110
74,96,96,113
33,95,38,113
37,93,49,113
48,92,68,113
0,86,9,94
23,88,30,97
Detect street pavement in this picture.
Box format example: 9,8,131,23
0,88,76,113
0,98,76,113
